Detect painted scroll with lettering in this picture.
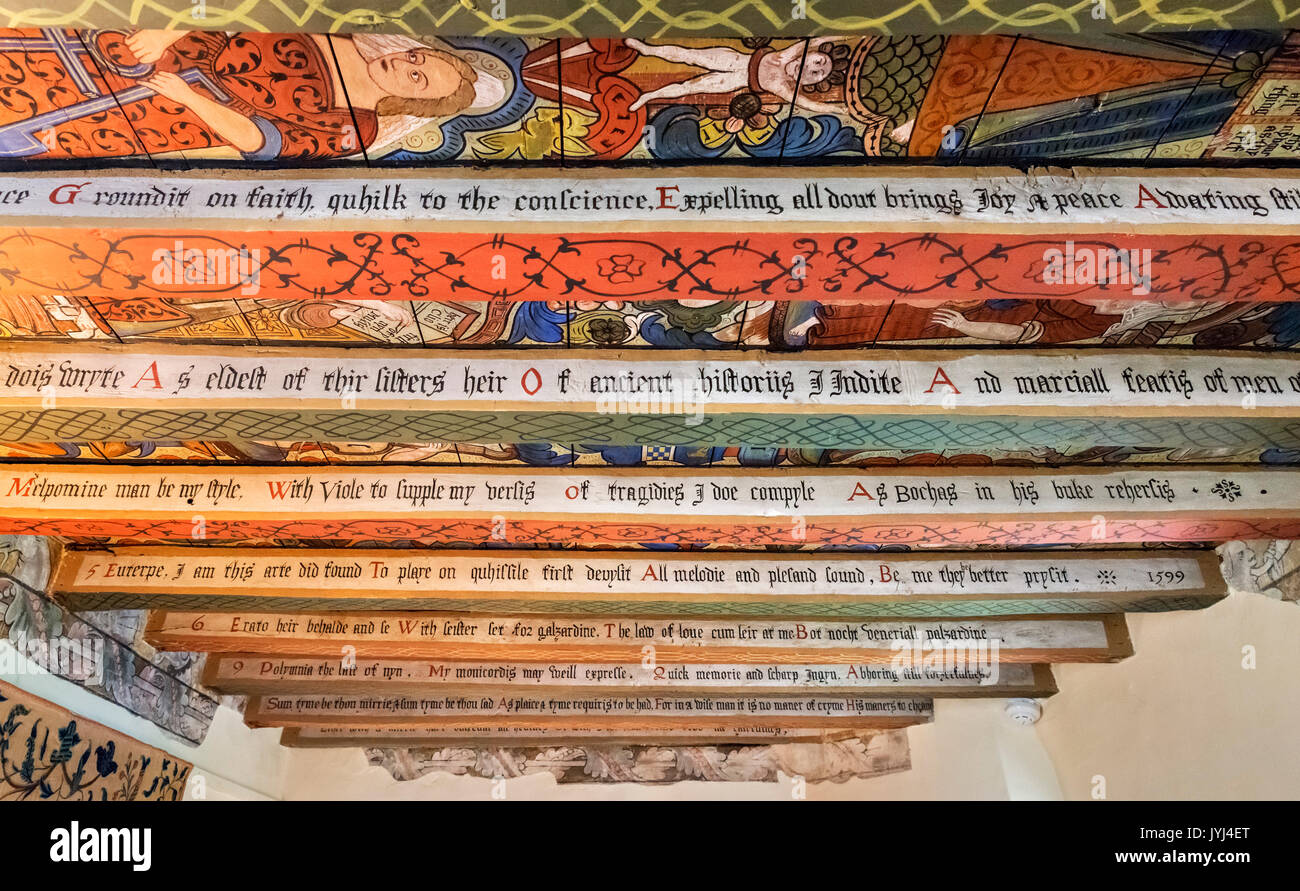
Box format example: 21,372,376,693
54,548,1224,616
4,345,1300,450
145,612,1132,664
204,654,1057,698
6,167,1300,302
2,464,1295,547
243,691,933,730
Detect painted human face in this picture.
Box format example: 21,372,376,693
791,52,832,85
368,49,462,99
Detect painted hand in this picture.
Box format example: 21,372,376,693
140,71,197,105
125,29,184,66
930,308,969,333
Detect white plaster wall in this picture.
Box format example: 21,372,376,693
279,698,1045,801
1037,590,1300,800
280,590,1300,800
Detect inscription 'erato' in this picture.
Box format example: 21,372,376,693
4,349,1300,411
2,466,1291,517
66,550,1206,597
10,170,1300,227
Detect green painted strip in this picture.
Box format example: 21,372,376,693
10,1,1295,36
9,408,1300,450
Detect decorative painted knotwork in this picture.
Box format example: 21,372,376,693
4,346,1300,451
0,2,1295,38
5,165,1300,302
3,229,1298,303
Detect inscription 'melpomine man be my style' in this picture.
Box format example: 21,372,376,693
4,466,1292,517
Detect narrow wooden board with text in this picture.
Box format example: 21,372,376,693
243,690,934,730
55,548,1224,616
5,343,1300,449
148,611,1132,664
6,168,1300,303
204,653,1057,697
5,464,1297,547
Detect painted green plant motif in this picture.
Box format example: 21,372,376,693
0,691,189,801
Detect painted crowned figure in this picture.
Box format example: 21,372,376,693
0,29,506,161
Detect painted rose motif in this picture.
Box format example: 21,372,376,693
596,254,645,285
584,315,632,345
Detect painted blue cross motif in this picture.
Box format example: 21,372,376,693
0,28,231,158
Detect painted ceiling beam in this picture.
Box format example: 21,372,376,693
53,547,1225,617
202,653,1058,698
146,610,1133,663
3,464,1296,546
241,691,933,730
3,345,1300,450
3,168,1299,303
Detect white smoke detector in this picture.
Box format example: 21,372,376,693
1004,698,1043,725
